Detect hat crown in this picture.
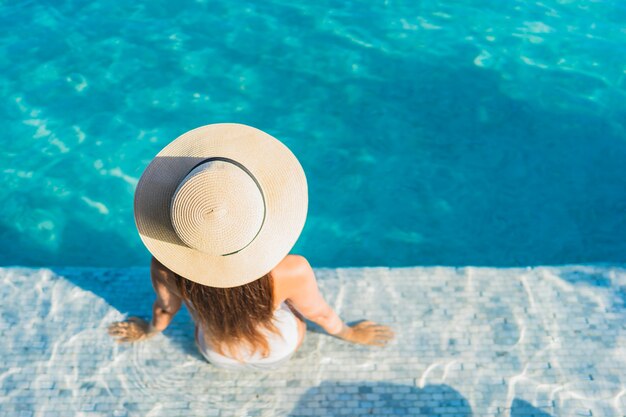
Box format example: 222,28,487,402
170,159,265,256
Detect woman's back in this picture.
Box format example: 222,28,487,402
156,255,310,368
194,300,300,369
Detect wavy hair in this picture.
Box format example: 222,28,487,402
172,272,281,361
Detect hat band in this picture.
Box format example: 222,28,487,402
177,156,267,257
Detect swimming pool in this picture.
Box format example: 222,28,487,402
1,0,625,268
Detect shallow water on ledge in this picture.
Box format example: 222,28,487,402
1,0,626,268
1,265,625,416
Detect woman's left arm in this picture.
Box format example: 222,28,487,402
149,258,183,332
108,258,183,343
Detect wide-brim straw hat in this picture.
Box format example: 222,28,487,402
133,123,308,288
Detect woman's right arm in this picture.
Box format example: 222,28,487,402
277,255,394,346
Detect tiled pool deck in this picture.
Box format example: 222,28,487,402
1,264,625,417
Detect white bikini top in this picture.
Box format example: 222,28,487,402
195,301,300,369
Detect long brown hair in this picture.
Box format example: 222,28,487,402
172,272,281,360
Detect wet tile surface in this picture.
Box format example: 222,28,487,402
1,265,625,416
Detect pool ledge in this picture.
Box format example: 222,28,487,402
1,264,625,417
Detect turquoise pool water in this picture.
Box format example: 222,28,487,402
1,0,625,268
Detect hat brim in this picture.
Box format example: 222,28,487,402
133,123,308,288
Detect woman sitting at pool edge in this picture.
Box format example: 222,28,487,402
109,254,394,369
107,123,394,369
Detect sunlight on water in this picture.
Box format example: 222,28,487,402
1,0,626,268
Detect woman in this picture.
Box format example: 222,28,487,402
108,123,394,369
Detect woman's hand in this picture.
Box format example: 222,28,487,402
335,321,395,346
107,317,159,343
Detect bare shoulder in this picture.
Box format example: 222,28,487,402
270,254,313,298
271,254,311,280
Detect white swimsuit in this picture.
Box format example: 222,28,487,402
194,302,300,370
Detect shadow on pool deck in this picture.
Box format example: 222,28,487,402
289,381,473,417
289,382,554,416
49,266,157,323
510,399,554,417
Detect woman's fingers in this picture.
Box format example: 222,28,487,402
107,320,147,343
355,321,391,331
107,322,126,335
108,324,131,339
374,328,395,338
367,335,391,346
349,321,395,346
108,322,133,334
360,324,394,335
108,328,125,337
